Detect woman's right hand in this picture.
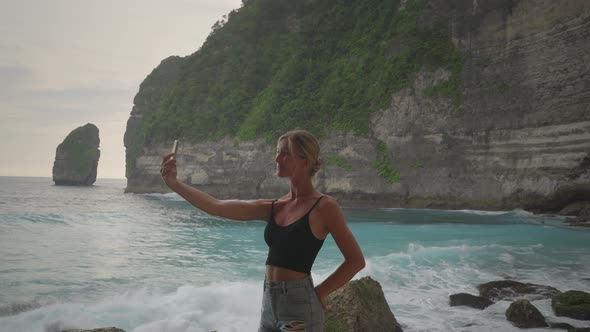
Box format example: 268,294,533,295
160,153,178,188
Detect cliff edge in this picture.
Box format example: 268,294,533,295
124,0,590,212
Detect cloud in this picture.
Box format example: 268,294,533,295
30,86,136,102
0,0,243,178
0,64,33,93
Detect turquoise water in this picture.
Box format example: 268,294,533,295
0,177,589,332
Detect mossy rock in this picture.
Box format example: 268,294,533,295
53,123,100,186
478,280,561,301
449,293,494,310
505,299,548,328
552,290,590,320
547,321,575,330
325,276,403,332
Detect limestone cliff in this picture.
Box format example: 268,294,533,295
124,0,590,212
53,123,100,186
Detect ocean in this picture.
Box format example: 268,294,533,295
0,176,589,332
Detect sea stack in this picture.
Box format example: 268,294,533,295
52,123,100,185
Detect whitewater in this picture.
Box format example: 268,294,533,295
0,177,589,332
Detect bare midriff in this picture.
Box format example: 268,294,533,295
265,265,308,281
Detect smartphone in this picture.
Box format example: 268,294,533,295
171,140,179,159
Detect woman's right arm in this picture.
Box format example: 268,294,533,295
160,153,271,222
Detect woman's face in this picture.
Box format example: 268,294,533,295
275,138,307,178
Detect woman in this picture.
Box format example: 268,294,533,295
160,129,365,331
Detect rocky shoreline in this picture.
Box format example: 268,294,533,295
562,201,590,228
60,277,590,332
60,277,403,332
128,183,590,228
450,279,590,331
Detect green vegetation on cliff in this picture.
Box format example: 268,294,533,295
58,123,100,173
372,141,400,184
135,0,463,149
326,155,353,169
53,123,100,185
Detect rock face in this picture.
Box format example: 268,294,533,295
552,290,590,320
449,293,494,310
325,276,403,332
124,0,590,213
505,299,548,328
478,280,561,301
53,123,100,186
561,201,590,226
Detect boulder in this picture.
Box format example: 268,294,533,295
53,123,100,186
552,290,590,320
325,276,403,332
577,204,590,222
559,201,590,216
505,299,548,328
562,202,590,227
546,321,575,330
573,204,590,226
478,280,561,301
0,301,41,316
449,293,494,309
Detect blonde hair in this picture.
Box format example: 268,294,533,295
278,130,322,176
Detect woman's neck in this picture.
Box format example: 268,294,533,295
288,177,316,199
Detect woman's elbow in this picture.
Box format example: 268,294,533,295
349,255,365,273
357,256,366,271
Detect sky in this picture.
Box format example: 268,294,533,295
0,0,242,179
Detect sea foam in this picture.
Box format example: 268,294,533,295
0,281,262,332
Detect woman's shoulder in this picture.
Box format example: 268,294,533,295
316,194,342,211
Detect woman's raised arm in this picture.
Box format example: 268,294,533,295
160,153,272,222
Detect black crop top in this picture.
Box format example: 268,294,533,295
264,196,325,274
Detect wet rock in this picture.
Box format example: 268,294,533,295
53,123,100,186
564,203,590,227
326,276,403,332
565,220,590,228
478,280,561,301
449,293,494,309
0,301,42,317
578,205,590,221
547,320,575,330
552,290,590,320
505,299,548,328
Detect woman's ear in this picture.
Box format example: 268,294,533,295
300,157,310,169
304,159,313,175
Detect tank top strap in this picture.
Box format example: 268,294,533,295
305,195,324,216
270,200,277,223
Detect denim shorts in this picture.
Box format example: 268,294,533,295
258,275,325,331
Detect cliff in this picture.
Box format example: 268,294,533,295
53,123,100,186
124,0,590,212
